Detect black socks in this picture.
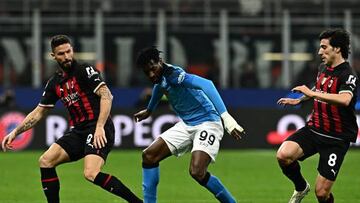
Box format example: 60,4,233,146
280,161,307,191
94,172,142,203
40,167,60,203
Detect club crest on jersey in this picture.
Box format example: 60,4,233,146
177,72,186,84
161,79,167,87
328,79,333,88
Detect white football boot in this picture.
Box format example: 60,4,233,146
288,182,310,203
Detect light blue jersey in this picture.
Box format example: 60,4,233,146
147,63,227,126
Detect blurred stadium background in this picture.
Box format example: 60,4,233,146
0,0,360,202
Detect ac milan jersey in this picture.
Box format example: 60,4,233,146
307,62,358,142
39,61,105,127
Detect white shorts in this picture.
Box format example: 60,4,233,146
159,120,224,162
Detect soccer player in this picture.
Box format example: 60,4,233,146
1,35,142,203
277,28,358,203
134,47,245,203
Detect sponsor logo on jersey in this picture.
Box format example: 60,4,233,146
60,92,80,106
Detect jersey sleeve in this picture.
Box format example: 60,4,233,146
339,71,358,97
39,77,59,108
147,84,164,111
77,65,106,93
182,73,227,114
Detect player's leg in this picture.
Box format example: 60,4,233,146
190,121,236,203
142,121,191,203
84,154,142,203
84,120,142,202
190,151,236,203
40,128,87,203
276,141,308,191
315,137,349,203
315,175,334,203
39,143,71,203
276,127,316,202
142,137,172,203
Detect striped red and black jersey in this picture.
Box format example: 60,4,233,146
39,61,105,127
307,62,358,142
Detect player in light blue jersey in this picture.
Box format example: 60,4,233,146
134,47,245,203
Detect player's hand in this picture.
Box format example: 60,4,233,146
230,125,246,140
292,85,314,98
134,109,151,122
277,98,301,106
93,127,107,149
1,131,16,152
220,112,245,140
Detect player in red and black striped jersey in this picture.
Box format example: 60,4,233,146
1,35,142,203
276,29,358,203
40,60,104,127
307,62,358,142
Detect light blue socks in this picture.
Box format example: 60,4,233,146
142,166,159,203
205,174,236,203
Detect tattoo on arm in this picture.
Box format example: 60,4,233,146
95,86,112,128
15,117,36,135
97,86,113,101
13,106,48,136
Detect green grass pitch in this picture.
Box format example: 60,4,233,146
1,149,360,203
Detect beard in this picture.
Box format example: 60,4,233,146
58,60,72,71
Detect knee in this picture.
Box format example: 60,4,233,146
276,150,293,166
189,164,206,182
39,154,56,168
83,168,100,182
315,187,330,201
142,149,159,165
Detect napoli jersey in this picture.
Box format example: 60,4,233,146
156,64,220,126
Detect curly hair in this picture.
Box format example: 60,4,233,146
136,46,162,69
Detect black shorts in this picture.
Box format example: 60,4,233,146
286,126,350,181
56,119,115,162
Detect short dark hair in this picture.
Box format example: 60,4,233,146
50,35,72,52
136,46,161,68
319,28,350,59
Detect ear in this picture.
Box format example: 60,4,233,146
334,47,341,54
50,52,55,60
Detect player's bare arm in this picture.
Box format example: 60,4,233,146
277,86,315,106
292,85,352,106
134,109,151,122
94,85,113,149
277,98,302,106
2,106,50,152
312,91,352,106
